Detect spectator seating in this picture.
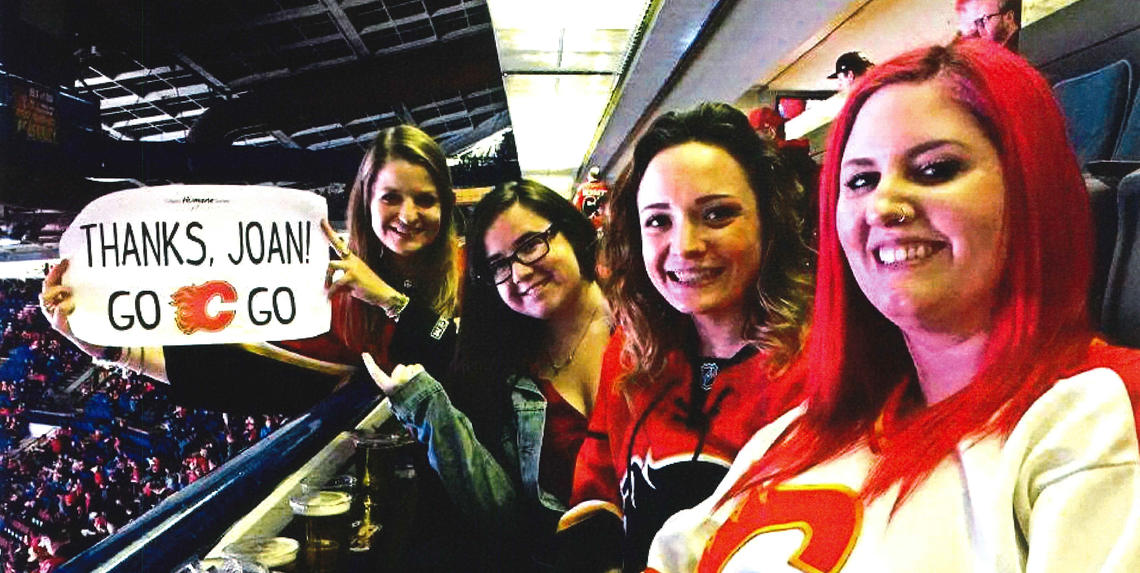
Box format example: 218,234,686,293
1113,82,1140,161
1101,170,1140,347
0,279,291,573
1087,175,1119,321
1052,59,1132,165
1048,58,1140,344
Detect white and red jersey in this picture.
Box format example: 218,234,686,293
647,362,1140,573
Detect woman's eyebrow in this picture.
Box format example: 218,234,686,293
904,139,963,160
487,230,542,260
840,157,875,170
511,230,543,248
694,194,738,206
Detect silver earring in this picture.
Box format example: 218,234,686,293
887,205,914,225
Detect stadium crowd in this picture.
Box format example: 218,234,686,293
0,279,289,573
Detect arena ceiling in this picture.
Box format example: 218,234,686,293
0,0,519,263
73,0,511,153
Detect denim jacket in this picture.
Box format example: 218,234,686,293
386,369,567,553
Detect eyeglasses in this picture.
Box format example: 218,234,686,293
482,225,558,285
973,11,1005,31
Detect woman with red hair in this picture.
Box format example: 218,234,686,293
647,39,1140,572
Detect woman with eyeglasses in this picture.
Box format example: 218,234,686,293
556,102,814,572
39,125,460,414
363,179,610,571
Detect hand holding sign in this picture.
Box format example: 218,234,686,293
322,219,405,313
40,259,80,345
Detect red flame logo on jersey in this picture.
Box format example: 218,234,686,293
170,281,238,334
698,484,862,573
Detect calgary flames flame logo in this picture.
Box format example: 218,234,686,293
170,281,238,335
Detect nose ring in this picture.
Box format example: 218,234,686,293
886,205,914,225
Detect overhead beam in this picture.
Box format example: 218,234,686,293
173,53,231,95
187,33,503,144
319,0,372,59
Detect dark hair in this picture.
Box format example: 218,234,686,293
1001,0,1022,24
337,125,460,350
450,179,599,447
605,102,813,385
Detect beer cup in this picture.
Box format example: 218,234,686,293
351,430,417,502
301,474,372,552
222,536,299,572
221,535,298,571
289,490,353,573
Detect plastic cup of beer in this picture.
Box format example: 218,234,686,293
300,474,372,551
222,536,299,573
351,430,417,500
289,490,353,573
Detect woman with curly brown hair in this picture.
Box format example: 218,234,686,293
556,102,814,572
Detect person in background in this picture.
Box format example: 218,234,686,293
956,0,1020,51
364,180,611,571
829,51,875,92
573,166,611,233
556,102,814,572
776,97,806,122
748,106,819,242
647,39,1140,572
39,125,461,415
747,106,787,143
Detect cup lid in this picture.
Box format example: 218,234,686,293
175,556,268,572
222,536,299,568
289,490,352,516
300,474,356,493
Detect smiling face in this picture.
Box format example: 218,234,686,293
836,81,1006,338
369,158,441,256
484,204,586,320
637,142,763,326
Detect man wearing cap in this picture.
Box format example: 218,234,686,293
956,0,1020,51
829,51,874,91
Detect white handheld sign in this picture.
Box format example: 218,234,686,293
59,185,331,346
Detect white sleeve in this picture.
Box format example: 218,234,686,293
1010,369,1140,572
1024,464,1139,572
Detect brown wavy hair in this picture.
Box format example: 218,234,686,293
605,102,814,386
338,125,460,350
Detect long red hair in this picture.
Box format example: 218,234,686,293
725,39,1095,507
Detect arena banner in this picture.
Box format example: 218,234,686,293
59,185,330,346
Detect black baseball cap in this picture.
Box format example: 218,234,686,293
828,51,874,79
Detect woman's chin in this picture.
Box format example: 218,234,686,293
382,239,426,258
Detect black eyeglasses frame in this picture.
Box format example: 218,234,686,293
481,224,559,286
